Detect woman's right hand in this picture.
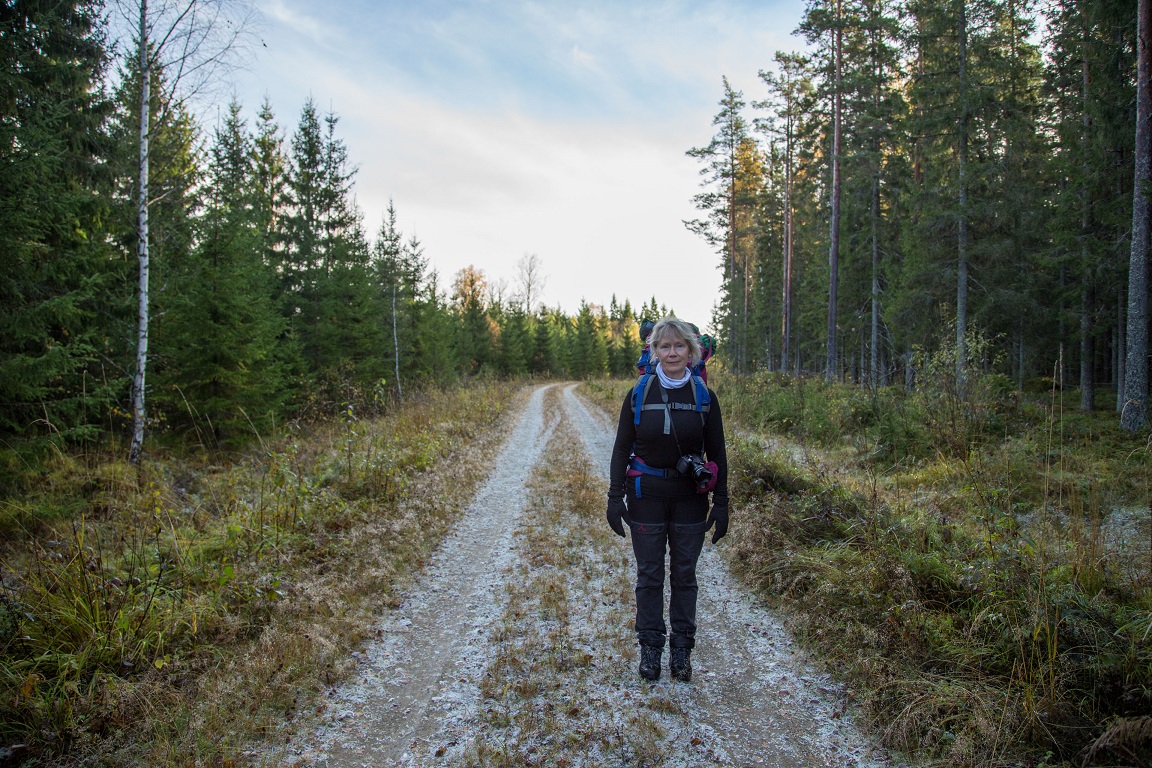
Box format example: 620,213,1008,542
606,495,627,537
707,502,729,543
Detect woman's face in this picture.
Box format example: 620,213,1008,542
654,333,689,377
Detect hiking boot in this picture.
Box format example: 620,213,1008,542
638,644,662,681
670,647,692,682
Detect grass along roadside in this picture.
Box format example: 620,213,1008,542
459,386,724,768
0,381,518,766
714,370,1151,767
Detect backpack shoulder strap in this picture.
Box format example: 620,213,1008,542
691,376,711,414
631,374,656,426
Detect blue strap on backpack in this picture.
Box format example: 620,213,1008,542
631,373,710,432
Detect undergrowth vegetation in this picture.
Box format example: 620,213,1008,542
0,382,515,766
703,364,1152,768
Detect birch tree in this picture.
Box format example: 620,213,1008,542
515,253,548,314
115,0,254,464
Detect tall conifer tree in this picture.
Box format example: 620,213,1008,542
0,0,116,445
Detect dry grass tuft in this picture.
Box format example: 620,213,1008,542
715,368,1152,768
1082,716,1152,767
0,382,517,766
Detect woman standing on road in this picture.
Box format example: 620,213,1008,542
606,317,729,682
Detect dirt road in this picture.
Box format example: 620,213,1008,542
259,383,900,767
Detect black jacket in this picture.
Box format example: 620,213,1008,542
609,377,728,503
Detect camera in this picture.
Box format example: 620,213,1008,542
676,453,713,490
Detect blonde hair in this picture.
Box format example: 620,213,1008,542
649,317,701,366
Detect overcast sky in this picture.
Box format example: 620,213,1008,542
230,0,809,329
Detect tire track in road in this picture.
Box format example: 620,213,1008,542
270,384,557,767
561,383,897,768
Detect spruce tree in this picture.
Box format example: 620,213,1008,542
453,266,493,374
0,0,116,446
153,101,286,444
280,101,380,394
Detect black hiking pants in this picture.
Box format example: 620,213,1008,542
625,494,709,650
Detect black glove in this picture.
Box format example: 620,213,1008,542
707,503,729,543
606,495,627,537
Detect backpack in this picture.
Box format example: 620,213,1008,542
627,371,716,497
636,319,715,383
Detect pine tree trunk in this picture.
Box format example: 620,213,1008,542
871,172,881,388
782,119,794,375
1123,0,1152,431
728,152,740,372
1081,280,1095,410
956,0,970,395
826,7,843,382
129,0,150,465
870,22,883,389
1081,50,1096,411
1118,284,1127,413
1017,322,1025,390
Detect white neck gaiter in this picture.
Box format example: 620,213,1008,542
656,361,692,389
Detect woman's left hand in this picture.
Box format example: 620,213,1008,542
606,495,627,537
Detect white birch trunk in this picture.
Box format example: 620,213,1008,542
129,0,150,465
392,283,402,399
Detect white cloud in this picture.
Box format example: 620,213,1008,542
232,0,808,328
570,44,599,72
257,0,344,51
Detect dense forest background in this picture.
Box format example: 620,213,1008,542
2,0,1149,479
0,0,669,476
688,0,1148,430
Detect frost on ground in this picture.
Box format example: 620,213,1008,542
258,383,906,768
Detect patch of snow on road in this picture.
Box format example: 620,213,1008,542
267,385,556,767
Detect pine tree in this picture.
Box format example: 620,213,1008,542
1124,0,1151,430
801,0,849,380
757,53,815,374
893,0,1046,388
846,0,905,386
686,78,758,371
